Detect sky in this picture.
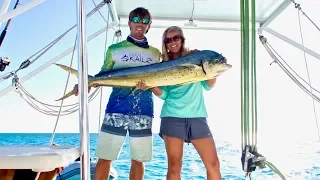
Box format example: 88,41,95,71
0,0,320,146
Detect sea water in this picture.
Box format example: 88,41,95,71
0,133,319,180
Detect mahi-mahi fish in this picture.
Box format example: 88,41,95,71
55,50,232,100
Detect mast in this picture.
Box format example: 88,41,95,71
76,0,90,179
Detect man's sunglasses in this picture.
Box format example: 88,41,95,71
164,35,181,44
130,16,150,24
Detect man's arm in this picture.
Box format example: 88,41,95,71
98,49,114,73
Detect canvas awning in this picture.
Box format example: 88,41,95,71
113,0,291,28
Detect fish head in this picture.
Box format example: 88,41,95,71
202,59,232,78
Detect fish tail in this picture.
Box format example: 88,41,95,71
55,63,79,78
55,83,95,101
55,63,94,79
55,89,75,101
55,64,95,101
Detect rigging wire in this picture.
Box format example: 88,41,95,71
50,0,119,143
95,0,111,132
49,36,77,145
0,0,111,81
0,0,114,117
91,0,109,24
259,37,320,104
190,0,195,20
290,0,320,33
296,9,320,140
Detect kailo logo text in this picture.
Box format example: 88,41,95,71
121,53,152,63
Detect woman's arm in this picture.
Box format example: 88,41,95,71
206,78,217,87
150,87,163,96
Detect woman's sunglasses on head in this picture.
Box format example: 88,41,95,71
130,16,150,24
164,35,181,44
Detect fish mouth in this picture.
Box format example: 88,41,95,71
202,60,232,77
217,70,226,74
217,63,232,74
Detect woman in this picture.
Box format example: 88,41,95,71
137,26,224,180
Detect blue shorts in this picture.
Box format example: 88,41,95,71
95,113,153,162
159,117,212,143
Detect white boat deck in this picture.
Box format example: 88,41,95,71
0,145,80,172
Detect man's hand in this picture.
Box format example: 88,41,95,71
136,80,149,91
73,84,91,96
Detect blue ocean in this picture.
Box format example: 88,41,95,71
0,133,319,180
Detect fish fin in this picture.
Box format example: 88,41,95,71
55,63,93,79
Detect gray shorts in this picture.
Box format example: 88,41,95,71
159,117,212,143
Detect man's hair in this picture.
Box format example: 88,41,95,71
129,7,152,21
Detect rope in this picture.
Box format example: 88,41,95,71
297,9,320,140
250,0,258,152
264,161,286,180
13,82,101,116
240,0,285,179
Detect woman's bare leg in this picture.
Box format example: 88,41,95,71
163,135,184,180
191,137,221,180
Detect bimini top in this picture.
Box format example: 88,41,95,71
114,0,291,23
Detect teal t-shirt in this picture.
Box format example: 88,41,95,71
157,81,213,118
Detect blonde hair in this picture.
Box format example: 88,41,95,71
161,26,189,61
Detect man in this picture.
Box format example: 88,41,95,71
73,7,161,180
